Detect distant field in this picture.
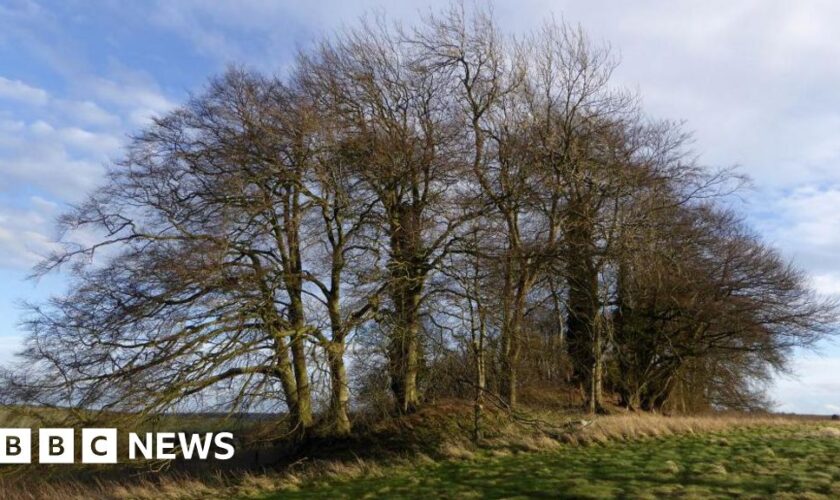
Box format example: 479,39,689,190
255,423,840,499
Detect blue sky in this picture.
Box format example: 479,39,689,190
1,0,840,413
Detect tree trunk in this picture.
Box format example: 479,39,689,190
589,320,604,414
387,207,425,414
388,304,421,413
273,333,301,429
276,185,313,436
499,307,523,409
290,333,312,430
473,320,486,442
326,342,351,435
499,252,531,410
289,292,313,432
564,197,601,412
499,259,516,408
324,281,351,435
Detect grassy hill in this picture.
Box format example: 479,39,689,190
257,422,840,499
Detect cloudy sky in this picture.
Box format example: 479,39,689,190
1,0,839,413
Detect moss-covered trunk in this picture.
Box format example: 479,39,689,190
387,206,425,414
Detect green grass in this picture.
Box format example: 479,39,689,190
257,425,840,499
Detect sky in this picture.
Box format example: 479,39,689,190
1,0,839,414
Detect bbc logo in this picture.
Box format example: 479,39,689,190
0,428,235,463
0,428,117,464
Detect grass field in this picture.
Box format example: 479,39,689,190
255,423,840,499
3,407,840,499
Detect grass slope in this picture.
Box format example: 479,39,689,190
258,424,840,499
2,404,838,499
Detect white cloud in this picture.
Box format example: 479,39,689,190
0,119,24,131
0,75,49,105
87,76,176,126
0,198,60,269
1,149,106,201
0,117,119,200
29,195,57,212
141,1,840,187
146,0,455,70
150,2,241,61
56,126,122,156
0,74,172,278
54,99,121,127
29,119,53,135
751,185,840,282
810,274,840,296
771,353,840,414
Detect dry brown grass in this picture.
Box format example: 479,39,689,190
815,426,840,438
438,441,476,460
479,410,808,454
578,413,801,443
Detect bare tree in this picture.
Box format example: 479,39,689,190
302,17,475,413
5,4,835,433
612,203,836,412
14,71,317,434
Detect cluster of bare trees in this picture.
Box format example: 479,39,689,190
7,6,835,438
